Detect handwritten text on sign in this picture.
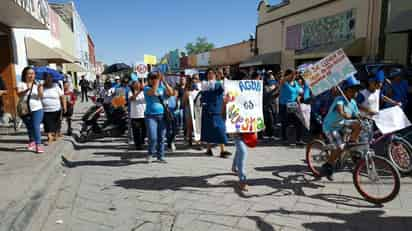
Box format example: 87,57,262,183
225,80,264,133
303,49,357,96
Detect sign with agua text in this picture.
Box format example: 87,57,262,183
225,80,264,133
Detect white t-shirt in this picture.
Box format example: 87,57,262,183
17,82,43,112
42,84,63,112
129,91,146,119
359,89,381,116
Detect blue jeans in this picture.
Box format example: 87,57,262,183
232,137,248,182
145,114,166,159
22,109,44,145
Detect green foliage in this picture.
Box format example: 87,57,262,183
185,37,215,55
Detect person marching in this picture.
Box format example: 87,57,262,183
201,69,232,158
144,71,174,163
357,71,401,116
129,80,146,150
63,81,76,136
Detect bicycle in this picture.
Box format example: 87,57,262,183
306,119,401,204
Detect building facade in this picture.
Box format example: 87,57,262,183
210,41,252,67
256,0,382,70
384,0,412,66
88,35,96,75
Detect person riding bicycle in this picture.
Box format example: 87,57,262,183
320,75,362,180
357,71,401,117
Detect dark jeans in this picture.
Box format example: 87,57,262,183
279,104,303,142
81,88,88,102
131,118,146,149
167,113,178,146
263,105,277,137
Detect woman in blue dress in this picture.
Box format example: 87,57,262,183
201,69,232,158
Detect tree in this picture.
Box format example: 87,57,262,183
185,37,215,55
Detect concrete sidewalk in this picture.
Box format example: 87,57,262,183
0,102,90,231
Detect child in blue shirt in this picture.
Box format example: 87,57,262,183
320,76,362,181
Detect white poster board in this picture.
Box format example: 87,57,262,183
372,106,411,134
225,80,264,133
303,49,357,96
135,63,148,79
188,90,202,141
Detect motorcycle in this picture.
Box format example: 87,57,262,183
78,98,128,143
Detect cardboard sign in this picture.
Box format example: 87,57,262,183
144,55,157,65
225,80,264,133
373,106,411,134
303,49,357,96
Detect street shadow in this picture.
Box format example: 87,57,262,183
66,138,129,151
254,164,383,208
0,147,31,153
0,139,30,144
246,216,276,231
114,173,234,191
60,155,146,168
257,209,412,231
94,151,211,159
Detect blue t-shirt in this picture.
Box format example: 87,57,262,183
279,81,302,104
144,84,166,115
323,96,360,133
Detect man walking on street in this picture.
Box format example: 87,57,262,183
79,76,89,102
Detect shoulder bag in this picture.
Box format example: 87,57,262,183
17,83,34,118
157,95,173,123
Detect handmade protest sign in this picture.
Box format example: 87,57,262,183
303,49,357,96
225,80,264,133
372,106,411,134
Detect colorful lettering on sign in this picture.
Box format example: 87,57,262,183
239,81,262,92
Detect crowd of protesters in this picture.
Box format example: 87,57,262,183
10,64,410,190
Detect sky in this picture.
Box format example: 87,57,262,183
50,0,280,65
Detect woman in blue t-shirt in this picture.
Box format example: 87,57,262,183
144,71,174,162
278,69,305,145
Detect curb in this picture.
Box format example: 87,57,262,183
0,138,75,231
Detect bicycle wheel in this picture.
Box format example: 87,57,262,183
306,139,330,177
388,136,412,174
353,156,401,204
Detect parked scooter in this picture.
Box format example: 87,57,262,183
78,97,128,143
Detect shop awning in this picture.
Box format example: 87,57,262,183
387,10,412,33
294,38,366,60
0,0,47,29
64,63,87,72
239,51,281,68
25,37,74,63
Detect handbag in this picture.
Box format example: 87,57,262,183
17,83,34,118
157,96,173,123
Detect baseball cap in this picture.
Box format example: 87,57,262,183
115,76,120,80
370,70,385,83
343,75,361,90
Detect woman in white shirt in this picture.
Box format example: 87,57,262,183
129,80,146,150
41,73,66,144
17,67,44,153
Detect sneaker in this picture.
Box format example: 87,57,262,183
157,158,167,163
170,142,176,152
319,163,334,181
27,142,36,151
206,149,214,156
36,145,44,154
296,140,306,146
145,155,152,163
220,151,232,158
239,182,249,192
231,167,238,174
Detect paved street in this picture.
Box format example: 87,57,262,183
0,102,409,231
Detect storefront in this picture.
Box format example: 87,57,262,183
0,0,49,116
256,0,381,69
385,0,412,67
210,41,253,71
